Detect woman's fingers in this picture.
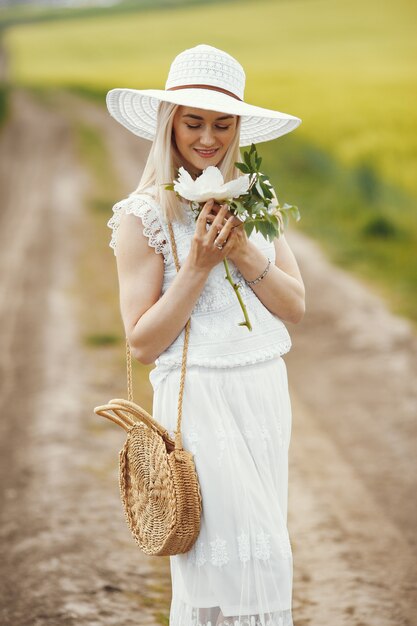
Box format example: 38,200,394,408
196,199,215,237
194,200,242,264
214,215,239,248
206,213,243,231
210,201,241,221
216,224,240,258
191,200,243,270
208,204,229,244
206,208,242,230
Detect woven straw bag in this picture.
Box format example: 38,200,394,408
93,221,202,556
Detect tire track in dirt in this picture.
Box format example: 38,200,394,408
0,88,162,626
285,234,417,625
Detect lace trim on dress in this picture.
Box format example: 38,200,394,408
219,616,288,626
107,193,172,264
156,341,292,370
172,601,293,626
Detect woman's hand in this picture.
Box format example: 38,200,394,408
205,201,250,265
188,199,242,273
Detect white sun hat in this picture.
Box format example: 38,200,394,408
106,44,302,147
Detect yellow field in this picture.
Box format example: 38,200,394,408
4,0,417,198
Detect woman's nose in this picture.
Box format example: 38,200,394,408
200,127,216,146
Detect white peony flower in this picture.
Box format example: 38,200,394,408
173,166,250,203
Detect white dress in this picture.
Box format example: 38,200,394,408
108,190,295,626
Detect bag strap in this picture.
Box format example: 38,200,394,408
125,219,191,451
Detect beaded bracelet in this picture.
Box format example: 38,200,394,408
245,258,271,286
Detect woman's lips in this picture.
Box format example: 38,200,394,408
194,148,219,158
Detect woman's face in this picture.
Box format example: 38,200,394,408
172,105,238,175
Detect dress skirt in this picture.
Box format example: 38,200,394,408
151,356,294,626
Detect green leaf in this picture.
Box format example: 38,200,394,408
243,150,252,169
236,162,250,174
281,211,289,228
165,183,174,191
257,221,270,238
281,203,301,222
244,222,255,238
290,206,301,221
269,215,279,229
259,182,273,200
231,200,247,220
251,201,266,215
255,180,264,196
253,180,265,200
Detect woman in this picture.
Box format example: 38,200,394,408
107,44,305,626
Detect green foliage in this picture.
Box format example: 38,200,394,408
362,215,400,239
3,0,416,206
84,333,121,347
354,162,380,203
0,83,10,128
259,136,417,323
233,144,300,242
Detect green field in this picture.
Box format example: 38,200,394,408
4,0,417,196
2,0,417,323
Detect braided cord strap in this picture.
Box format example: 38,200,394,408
126,336,134,402
125,219,191,452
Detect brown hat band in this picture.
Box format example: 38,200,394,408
166,84,243,102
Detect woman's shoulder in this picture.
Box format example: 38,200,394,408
111,185,160,215
107,185,169,257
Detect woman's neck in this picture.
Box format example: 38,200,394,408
181,161,202,179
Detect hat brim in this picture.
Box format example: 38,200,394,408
106,87,301,146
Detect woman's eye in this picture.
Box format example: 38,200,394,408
185,124,231,130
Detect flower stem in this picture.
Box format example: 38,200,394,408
223,258,252,331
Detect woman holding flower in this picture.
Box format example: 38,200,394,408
107,44,304,626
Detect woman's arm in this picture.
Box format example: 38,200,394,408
115,201,238,364
232,234,305,324
115,213,208,364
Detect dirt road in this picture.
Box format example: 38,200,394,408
0,87,415,626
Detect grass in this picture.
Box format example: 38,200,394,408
0,29,11,128
259,136,417,323
3,0,416,197
0,82,10,128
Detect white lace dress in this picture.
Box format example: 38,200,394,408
108,190,295,626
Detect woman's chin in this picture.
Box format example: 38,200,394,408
190,152,223,170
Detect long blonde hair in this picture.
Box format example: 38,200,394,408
131,101,243,223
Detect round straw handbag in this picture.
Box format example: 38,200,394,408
93,221,202,556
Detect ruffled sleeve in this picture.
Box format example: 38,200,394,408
107,192,171,264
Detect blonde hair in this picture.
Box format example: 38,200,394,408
131,101,243,223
